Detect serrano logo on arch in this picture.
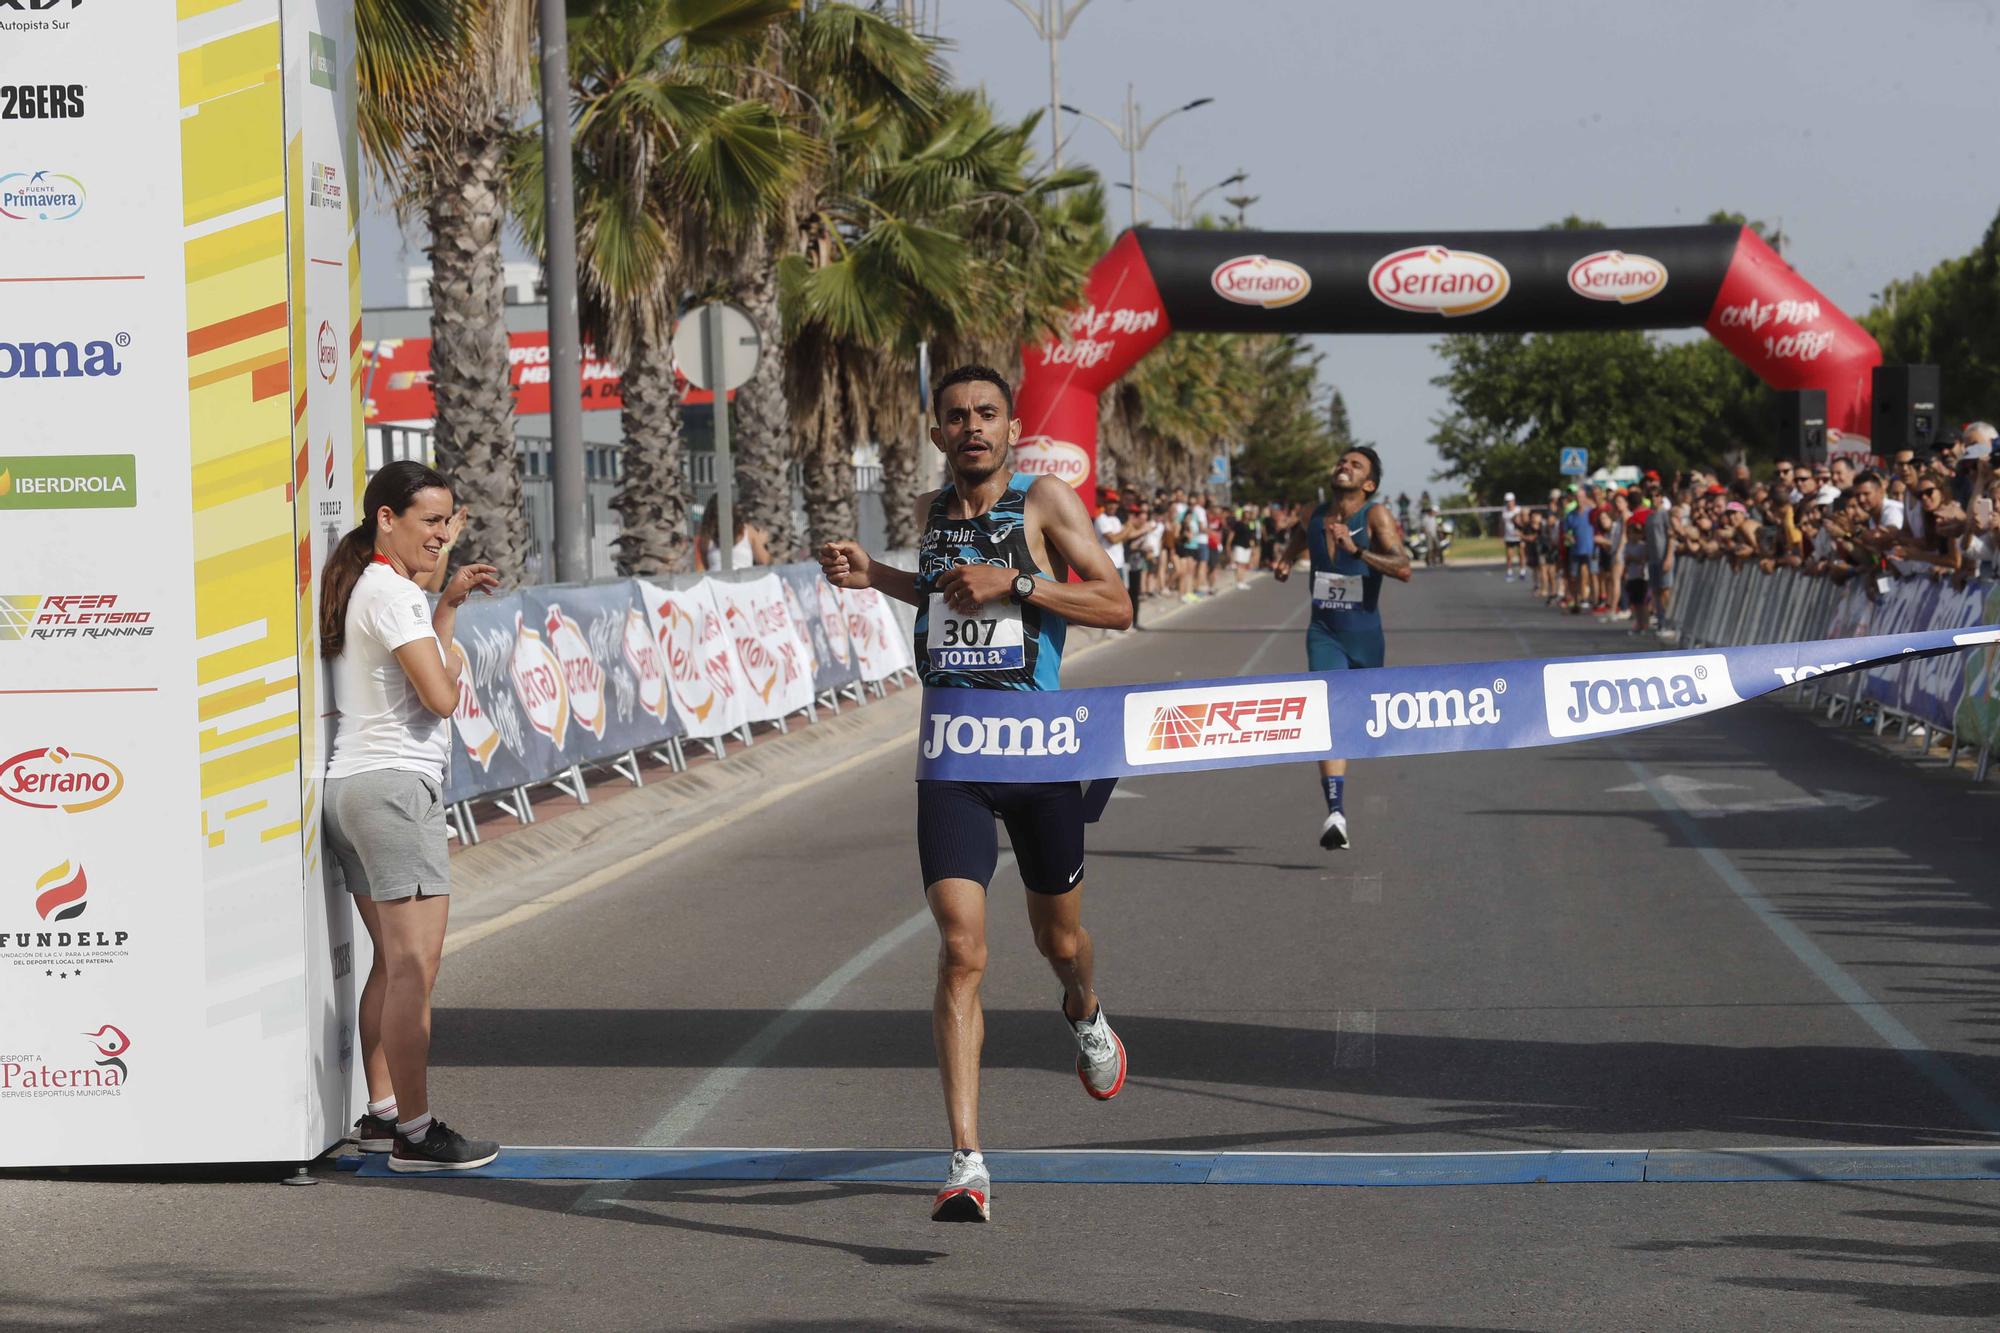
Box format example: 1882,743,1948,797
1567,249,1668,304
1012,436,1091,488
1368,246,1510,317
1211,255,1311,309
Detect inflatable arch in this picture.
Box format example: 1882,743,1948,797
1013,226,1881,507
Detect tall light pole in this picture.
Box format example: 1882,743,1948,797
539,0,588,583
1062,88,1213,230
1004,0,1093,169
1115,166,1247,227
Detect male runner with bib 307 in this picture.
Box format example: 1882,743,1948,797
819,365,1133,1224
1272,446,1411,850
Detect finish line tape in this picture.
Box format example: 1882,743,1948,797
913,624,2000,784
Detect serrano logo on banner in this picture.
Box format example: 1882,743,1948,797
508,612,571,748
1,745,123,812
448,641,502,770
1542,654,1741,738
316,320,338,384
544,604,607,740
1364,681,1504,738
0,169,83,222
622,607,671,722
1211,255,1312,309
1012,436,1090,488
1567,249,1668,304
1123,680,1330,766
1369,246,1510,317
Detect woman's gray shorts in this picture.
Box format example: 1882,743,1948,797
324,769,450,901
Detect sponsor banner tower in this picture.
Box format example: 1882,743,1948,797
0,0,366,1165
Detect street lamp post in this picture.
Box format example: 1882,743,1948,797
1004,0,1093,169
1114,167,1247,228
1062,88,1213,230
539,0,588,583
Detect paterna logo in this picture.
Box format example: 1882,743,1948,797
1364,682,1504,738
1542,654,1740,738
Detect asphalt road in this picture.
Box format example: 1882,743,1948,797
9,567,2000,1331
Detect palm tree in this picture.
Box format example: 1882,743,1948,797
513,0,801,575
723,2,942,558
781,91,1097,549
358,0,537,574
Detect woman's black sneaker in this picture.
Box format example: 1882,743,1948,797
351,1112,396,1153
387,1120,500,1173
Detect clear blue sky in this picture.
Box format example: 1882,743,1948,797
359,0,1999,487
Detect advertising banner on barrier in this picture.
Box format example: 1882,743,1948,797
779,564,860,696
639,580,752,740
837,586,916,682
519,583,684,763
709,576,816,722
443,593,547,803
1956,584,2000,750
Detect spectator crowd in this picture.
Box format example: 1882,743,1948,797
1092,489,1308,628
1499,421,2000,637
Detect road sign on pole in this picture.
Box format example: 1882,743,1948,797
673,303,761,572
1559,446,1589,477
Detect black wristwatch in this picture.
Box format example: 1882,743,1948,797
1009,572,1037,605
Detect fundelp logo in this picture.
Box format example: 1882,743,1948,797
33,860,86,922
1211,255,1312,309
1124,680,1330,766
0,169,83,221
1567,249,1668,304
1368,246,1510,317
0,745,124,812
1541,654,1741,738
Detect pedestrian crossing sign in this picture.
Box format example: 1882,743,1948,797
1559,447,1589,476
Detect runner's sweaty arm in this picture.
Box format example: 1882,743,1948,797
1348,503,1413,583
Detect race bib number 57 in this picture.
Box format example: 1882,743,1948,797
1313,571,1363,611
927,594,1025,672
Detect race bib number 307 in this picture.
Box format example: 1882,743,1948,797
927,594,1025,672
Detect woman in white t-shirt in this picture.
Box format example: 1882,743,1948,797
318,461,500,1173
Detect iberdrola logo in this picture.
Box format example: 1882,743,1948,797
507,611,571,748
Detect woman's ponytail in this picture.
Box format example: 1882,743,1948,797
318,519,377,658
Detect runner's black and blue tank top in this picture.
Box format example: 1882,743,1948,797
915,472,1065,690
1305,499,1385,663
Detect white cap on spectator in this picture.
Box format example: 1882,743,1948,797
1813,484,1840,506
1504,492,1515,501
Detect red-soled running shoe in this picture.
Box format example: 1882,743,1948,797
1070,1002,1128,1100
932,1149,991,1223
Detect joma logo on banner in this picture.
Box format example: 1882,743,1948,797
1542,655,1741,738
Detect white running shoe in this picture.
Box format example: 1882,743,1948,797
1319,809,1350,851
932,1149,991,1223
1068,1002,1128,1100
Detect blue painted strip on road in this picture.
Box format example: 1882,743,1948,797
349,1144,2000,1186
1642,1147,2000,1183
1207,1150,1646,1186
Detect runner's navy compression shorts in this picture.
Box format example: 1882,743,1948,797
918,779,1085,895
